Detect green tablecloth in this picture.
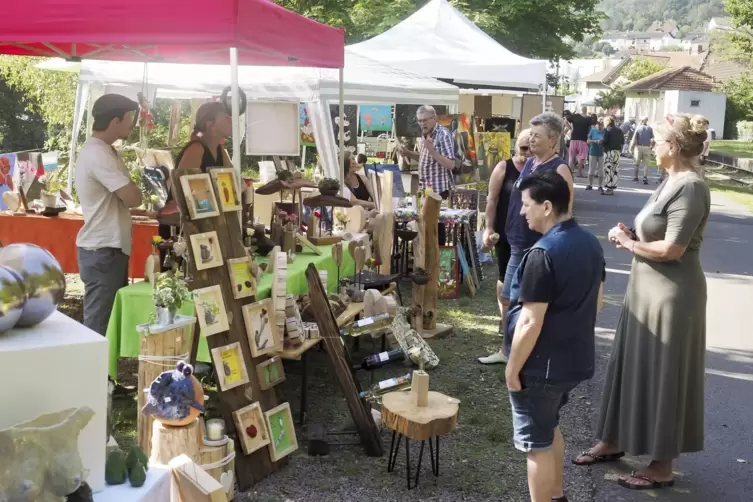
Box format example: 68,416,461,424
105,244,354,378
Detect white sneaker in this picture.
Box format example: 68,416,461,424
478,349,508,365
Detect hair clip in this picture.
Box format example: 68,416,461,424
665,115,674,125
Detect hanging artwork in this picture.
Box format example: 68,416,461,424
210,168,242,212
232,402,271,455
263,402,298,462
299,103,316,147
359,105,393,132
329,104,358,151
256,356,286,390
242,298,283,357
181,173,220,220
476,132,512,180
226,256,257,299
194,285,230,336
13,152,45,203
438,246,459,299
189,231,223,270
394,105,448,137
210,342,250,391
245,101,300,156
0,153,16,210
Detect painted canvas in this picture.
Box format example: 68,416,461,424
359,105,393,132
264,402,298,462
242,298,283,357
189,231,223,270
210,168,242,212
194,285,230,336
226,257,257,299
14,152,46,203
211,342,250,391
299,103,316,147
0,153,16,210
232,402,271,455
181,173,220,220
438,246,459,299
329,104,358,150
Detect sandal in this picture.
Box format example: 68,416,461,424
618,471,675,490
572,450,625,466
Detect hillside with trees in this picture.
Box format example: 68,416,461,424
598,0,727,33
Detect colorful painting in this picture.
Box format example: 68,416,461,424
242,298,283,357
299,103,315,147
210,342,250,391
226,256,257,299
15,152,46,202
438,246,459,299
233,402,271,455
329,104,358,150
194,285,230,336
210,168,242,212
256,356,286,391
476,132,511,181
0,153,16,210
359,105,393,132
180,173,220,220
263,402,298,462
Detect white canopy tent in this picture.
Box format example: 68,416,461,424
61,50,459,188
348,0,547,91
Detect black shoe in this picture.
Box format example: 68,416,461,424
633,177,639,182
585,185,593,190
643,177,649,185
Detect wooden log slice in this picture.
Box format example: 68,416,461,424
381,391,459,441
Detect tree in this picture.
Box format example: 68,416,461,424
722,0,753,66
0,56,77,151
0,78,47,152
619,57,666,83
720,72,753,138
276,0,605,61
594,89,626,110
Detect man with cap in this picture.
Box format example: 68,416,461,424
75,93,145,339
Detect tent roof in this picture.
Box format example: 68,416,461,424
73,50,459,105
347,0,546,90
0,0,344,68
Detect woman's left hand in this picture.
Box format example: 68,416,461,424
608,226,631,249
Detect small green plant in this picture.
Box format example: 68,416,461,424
318,177,340,193
149,273,194,323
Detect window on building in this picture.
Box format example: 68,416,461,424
690,100,701,107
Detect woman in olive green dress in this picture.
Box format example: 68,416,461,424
573,114,711,490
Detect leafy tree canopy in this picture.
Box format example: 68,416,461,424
619,57,667,83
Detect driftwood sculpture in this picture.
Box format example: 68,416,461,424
0,407,95,502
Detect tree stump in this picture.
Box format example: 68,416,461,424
150,418,201,465
413,193,441,332
136,316,196,455
381,391,459,441
200,438,236,500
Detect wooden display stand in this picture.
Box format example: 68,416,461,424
376,171,394,275
172,167,282,490
136,315,196,456
150,418,201,465
200,437,236,500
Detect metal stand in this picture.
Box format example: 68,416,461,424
387,431,440,489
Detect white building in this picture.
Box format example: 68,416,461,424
708,17,733,32
622,66,725,137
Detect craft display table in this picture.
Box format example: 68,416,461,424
381,391,460,489
105,243,355,378
0,212,158,278
92,464,172,501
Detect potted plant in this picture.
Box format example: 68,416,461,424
318,177,340,196
150,273,194,326
39,175,61,208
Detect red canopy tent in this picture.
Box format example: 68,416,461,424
0,0,344,68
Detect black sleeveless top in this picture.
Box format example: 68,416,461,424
493,159,521,239
166,140,225,204
347,173,372,202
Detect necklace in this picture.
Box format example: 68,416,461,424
531,152,557,172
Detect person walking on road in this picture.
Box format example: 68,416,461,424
566,106,591,178
601,116,625,195
479,129,532,365
620,118,635,156
630,117,655,184
573,114,711,492
585,118,605,192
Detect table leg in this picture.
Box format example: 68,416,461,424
405,435,411,489
413,439,425,488
429,435,439,477
299,350,309,426
388,431,401,472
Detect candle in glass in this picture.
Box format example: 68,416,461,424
206,419,225,441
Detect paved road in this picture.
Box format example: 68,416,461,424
560,158,753,502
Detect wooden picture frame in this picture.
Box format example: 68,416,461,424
210,342,250,391
242,298,283,357
232,402,271,456
438,245,459,299
210,168,243,213
263,402,298,462
181,173,220,220
190,231,223,270
256,356,286,391
226,256,257,300
193,285,230,336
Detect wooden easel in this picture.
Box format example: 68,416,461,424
171,168,283,490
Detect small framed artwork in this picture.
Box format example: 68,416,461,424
256,356,286,391
232,402,271,455
263,402,298,462
190,231,223,270
438,245,459,299
210,168,242,212
180,173,220,220
226,256,257,300
210,342,250,391
193,285,230,336
242,298,283,357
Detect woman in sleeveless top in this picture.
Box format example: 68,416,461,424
478,129,532,365
343,150,376,210
499,112,574,304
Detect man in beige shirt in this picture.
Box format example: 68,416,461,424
75,94,143,337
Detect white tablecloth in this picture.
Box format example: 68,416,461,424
94,465,172,502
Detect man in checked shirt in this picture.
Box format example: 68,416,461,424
398,105,456,244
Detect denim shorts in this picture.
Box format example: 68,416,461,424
509,375,581,452
500,245,526,299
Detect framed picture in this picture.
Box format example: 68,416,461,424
180,173,220,220
232,402,271,456
242,298,283,357
226,257,257,299
263,402,298,462
190,231,223,270
193,285,230,336
246,101,300,156
438,246,459,299
210,342,250,391
256,356,286,391
210,168,242,212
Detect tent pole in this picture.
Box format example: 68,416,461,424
542,83,547,114
338,67,345,190
67,81,85,193
230,47,241,174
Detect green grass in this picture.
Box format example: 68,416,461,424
707,181,753,212
710,140,753,159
